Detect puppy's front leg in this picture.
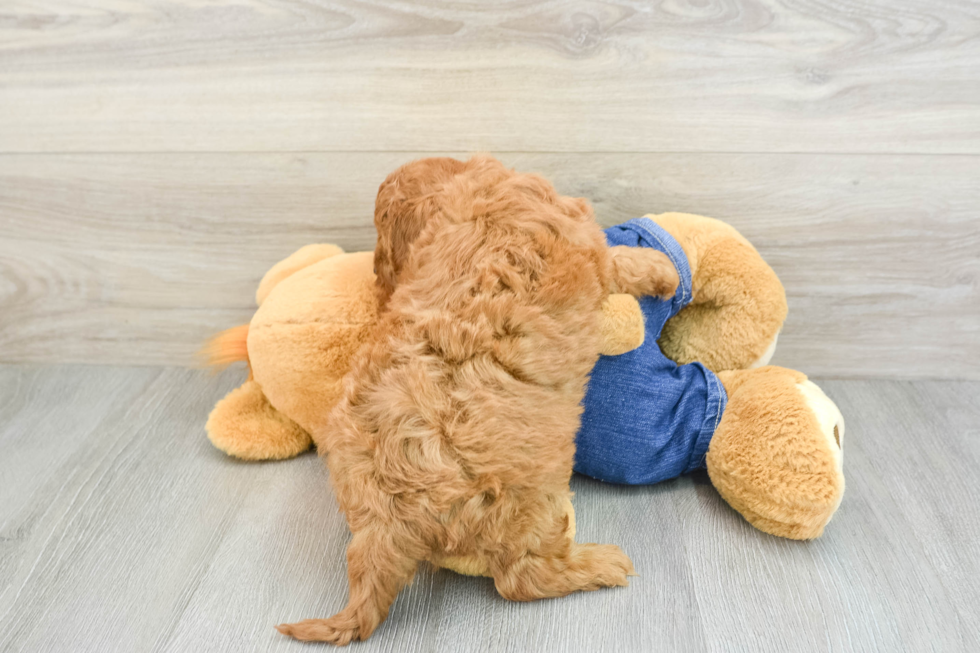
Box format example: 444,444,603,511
277,526,419,645
608,245,679,299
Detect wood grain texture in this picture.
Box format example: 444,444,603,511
0,365,978,652
1,0,979,153
1,152,977,378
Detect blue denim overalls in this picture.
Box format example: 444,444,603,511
575,218,728,485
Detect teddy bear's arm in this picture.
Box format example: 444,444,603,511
598,294,645,356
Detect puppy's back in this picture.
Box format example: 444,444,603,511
329,160,612,513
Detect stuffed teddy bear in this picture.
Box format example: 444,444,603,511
575,214,844,542
204,212,845,560
204,247,646,460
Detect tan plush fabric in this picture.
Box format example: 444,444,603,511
200,323,250,369
648,214,843,538
708,367,845,540
249,251,379,440
206,378,312,460
598,294,645,356
651,213,787,372
255,243,344,306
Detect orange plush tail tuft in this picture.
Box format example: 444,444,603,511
200,324,250,369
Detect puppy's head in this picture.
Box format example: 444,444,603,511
373,155,592,305
373,157,470,306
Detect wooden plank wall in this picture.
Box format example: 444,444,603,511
1,0,978,378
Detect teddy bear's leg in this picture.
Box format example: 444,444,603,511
661,299,783,371
707,367,845,540
652,213,787,372
206,378,313,460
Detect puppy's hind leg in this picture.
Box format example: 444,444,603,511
277,526,419,645
608,245,679,299
491,505,635,602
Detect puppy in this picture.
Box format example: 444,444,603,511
277,156,678,645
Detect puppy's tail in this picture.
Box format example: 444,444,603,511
199,324,250,370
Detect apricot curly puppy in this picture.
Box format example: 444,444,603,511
277,156,678,645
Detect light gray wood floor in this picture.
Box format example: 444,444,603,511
1,364,977,652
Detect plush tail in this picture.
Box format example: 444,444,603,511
200,324,250,369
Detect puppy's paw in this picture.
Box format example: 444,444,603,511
608,246,679,300
276,618,359,646
569,542,635,590
649,262,680,300
588,543,636,587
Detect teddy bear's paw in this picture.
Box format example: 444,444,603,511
206,380,313,460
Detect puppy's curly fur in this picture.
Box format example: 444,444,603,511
277,156,678,645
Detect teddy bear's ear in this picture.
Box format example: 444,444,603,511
256,244,345,306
